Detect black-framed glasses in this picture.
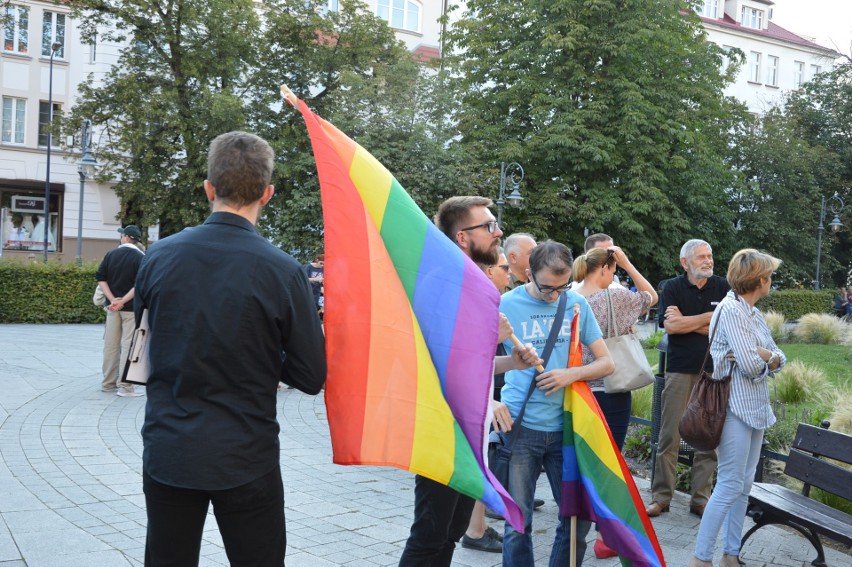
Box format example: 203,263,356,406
497,264,510,272
530,271,570,296
460,220,500,234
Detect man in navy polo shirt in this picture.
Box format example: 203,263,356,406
647,239,730,519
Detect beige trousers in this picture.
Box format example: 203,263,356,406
101,310,136,391
650,371,718,507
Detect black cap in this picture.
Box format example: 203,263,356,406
118,225,142,240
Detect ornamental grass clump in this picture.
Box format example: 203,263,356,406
763,310,787,343
772,360,829,405
792,313,846,345
828,385,852,434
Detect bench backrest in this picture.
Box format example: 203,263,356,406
785,423,852,502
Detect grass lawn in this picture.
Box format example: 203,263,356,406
777,343,852,387
644,343,852,386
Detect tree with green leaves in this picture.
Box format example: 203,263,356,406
783,62,852,286
728,108,841,287
65,0,260,236
446,0,749,284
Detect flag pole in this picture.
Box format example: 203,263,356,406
508,334,544,372
280,84,298,108
569,303,580,567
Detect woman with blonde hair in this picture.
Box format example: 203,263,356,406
688,249,785,567
572,246,658,558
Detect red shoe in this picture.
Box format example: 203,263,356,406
594,539,618,559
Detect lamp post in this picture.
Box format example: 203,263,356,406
42,41,62,261
76,119,98,264
496,162,525,226
815,192,844,290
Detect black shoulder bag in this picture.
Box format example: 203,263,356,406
490,292,567,489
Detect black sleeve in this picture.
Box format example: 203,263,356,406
280,267,327,395
657,277,674,328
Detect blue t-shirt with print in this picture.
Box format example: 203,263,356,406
500,286,603,432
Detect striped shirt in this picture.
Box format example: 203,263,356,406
709,290,785,430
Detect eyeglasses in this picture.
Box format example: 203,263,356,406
460,220,500,234
530,271,571,296
497,264,510,272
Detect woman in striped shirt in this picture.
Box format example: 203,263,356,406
689,249,785,567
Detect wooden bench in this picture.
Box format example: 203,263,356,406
742,422,852,567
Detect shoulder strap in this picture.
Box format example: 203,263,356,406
504,292,568,446
699,294,729,375
606,289,615,338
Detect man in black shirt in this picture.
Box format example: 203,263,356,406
647,239,730,519
95,224,144,397
135,131,327,566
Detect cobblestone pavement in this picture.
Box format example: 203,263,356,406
0,324,849,566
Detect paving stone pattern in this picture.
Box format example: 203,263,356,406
0,325,849,566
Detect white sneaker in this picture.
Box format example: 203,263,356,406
116,387,144,397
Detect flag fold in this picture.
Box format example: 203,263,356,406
290,94,523,531
562,310,666,566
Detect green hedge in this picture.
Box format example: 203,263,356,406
757,289,836,321
0,259,106,323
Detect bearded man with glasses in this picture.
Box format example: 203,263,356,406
498,240,615,567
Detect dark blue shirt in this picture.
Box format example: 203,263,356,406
135,212,326,490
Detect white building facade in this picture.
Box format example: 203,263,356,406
697,0,838,113
0,1,128,263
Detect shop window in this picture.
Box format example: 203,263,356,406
1,188,63,252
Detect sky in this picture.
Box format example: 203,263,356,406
770,0,852,58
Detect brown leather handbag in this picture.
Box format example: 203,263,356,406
678,304,732,451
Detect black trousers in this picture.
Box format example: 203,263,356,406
398,475,475,567
143,467,285,567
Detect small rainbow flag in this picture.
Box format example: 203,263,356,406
561,311,666,566
287,90,524,531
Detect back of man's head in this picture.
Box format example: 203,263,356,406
207,131,274,207
584,233,613,252
435,196,493,242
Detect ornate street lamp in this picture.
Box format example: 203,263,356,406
815,192,844,290
42,41,62,261
496,162,524,227
76,119,98,264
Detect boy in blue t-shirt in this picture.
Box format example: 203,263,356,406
498,240,614,567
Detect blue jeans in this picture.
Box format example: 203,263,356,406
694,412,764,560
502,426,591,567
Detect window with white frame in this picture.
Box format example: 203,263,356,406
741,6,764,29
3,5,29,54
41,11,66,58
38,102,61,147
749,51,761,83
377,0,421,33
766,56,778,86
699,0,717,18
2,97,26,144
810,64,822,80
793,61,804,88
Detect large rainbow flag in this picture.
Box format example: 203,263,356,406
286,89,524,531
561,311,666,566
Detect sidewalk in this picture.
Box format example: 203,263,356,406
0,324,848,566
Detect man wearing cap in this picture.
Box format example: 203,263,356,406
96,224,145,397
